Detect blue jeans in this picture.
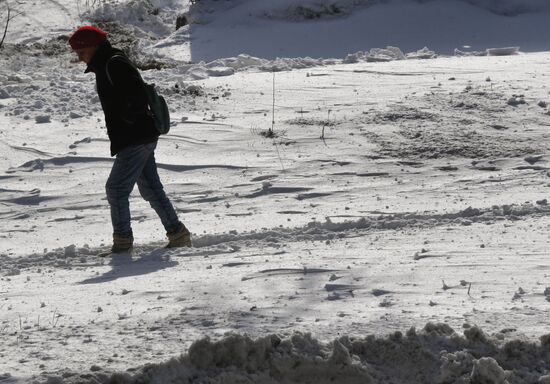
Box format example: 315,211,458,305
106,142,182,237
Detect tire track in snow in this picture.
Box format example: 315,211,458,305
2,201,549,275
190,202,550,249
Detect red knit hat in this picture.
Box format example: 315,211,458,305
69,26,107,50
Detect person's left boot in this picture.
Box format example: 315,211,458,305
166,224,192,248
111,233,134,253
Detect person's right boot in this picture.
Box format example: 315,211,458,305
111,233,133,253
166,224,192,248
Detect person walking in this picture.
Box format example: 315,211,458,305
68,26,191,253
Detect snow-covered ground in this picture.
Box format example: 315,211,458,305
1,0,550,383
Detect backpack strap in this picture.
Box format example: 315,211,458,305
105,55,122,86
105,55,156,120
105,54,143,86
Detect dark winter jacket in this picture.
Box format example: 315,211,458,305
85,41,158,156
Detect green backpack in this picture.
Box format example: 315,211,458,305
106,56,170,135
143,82,170,134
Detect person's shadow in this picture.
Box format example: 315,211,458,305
78,247,178,285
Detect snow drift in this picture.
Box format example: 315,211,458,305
37,323,550,383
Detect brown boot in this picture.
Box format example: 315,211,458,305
111,233,133,253
166,224,192,248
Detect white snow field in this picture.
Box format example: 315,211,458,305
1,0,550,383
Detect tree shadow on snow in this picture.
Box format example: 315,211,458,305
77,248,178,285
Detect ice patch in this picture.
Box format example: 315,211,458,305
487,46,520,56
206,66,235,77
406,47,437,60
366,46,406,62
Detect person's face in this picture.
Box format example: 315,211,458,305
73,46,98,64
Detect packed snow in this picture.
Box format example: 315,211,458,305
1,0,550,383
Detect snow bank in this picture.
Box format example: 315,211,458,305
213,0,550,21
175,45,438,80
85,0,174,36
458,0,550,15
40,323,550,383
345,46,438,62
381,0,550,16
182,55,335,77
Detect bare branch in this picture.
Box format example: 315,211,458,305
0,1,23,49
0,4,11,49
